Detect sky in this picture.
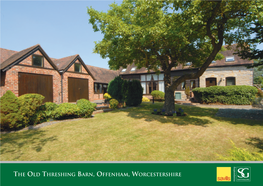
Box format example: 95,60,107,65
0,0,122,69
1,0,263,70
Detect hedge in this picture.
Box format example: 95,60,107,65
192,85,258,105
52,103,80,120
76,99,96,118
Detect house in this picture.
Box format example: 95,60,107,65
0,44,254,103
119,45,254,100
86,65,119,100
0,44,95,103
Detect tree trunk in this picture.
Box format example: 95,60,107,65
162,69,175,115
163,88,175,115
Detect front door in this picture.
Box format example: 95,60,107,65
68,77,89,102
206,78,217,87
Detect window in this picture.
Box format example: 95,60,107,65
103,84,108,93
74,63,81,72
190,80,196,89
94,83,98,93
181,81,186,89
226,77,236,86
159,81,164,92
32,55,43,67
140,73,161,94
94,83,107,94
226,56,235,62
159,73,164,80
131,67,136,71
122,69,126,72
141,75,146,81
212,60,216,63
141,82,146,94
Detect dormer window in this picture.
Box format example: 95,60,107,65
212,60,216,63
186,62,192,66
226,56,235,62
131,67,136,71
32,55,43,67
122,68,126,72
74,63,81,72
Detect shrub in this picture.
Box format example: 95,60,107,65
142,97,150,102
107,76,124,102
256,88,263,98
192,85,258,105
122,79,129,103
109,99,119,109
18,93,45,126
218,141,263,161
52,103,80,120
31,109,48,125
0,90,23,130
76,99,95,118
44,102,58,118
252,97,263,109
103,93,112,100
151,90,165,99
126,80,143,106
185,86,190,98
44,102,58,111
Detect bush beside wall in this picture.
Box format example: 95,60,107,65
18,94,45,126
192,85,258,105
77,99,96,118
0,91,23,130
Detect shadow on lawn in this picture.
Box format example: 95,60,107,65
1,130,57,160
118,103,263,127
117,103,215,127
246,137,263,152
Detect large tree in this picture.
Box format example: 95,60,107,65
235,1,263,67
88,0,254,115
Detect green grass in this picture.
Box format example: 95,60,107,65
1,103,262,161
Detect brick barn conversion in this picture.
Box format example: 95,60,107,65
0,44,118,103
0,44,254,103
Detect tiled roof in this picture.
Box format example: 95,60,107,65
0,48,18,64
119,45,253,75
0,44,40,70
86,65,120,84
53,55,78,70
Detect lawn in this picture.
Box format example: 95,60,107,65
1,102,262,161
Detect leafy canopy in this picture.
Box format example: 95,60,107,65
88,0,229,72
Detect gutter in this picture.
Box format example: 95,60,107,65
59,71,64,103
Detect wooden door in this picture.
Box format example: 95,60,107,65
18,72,53,103
68,77,89,102
206,78,217,87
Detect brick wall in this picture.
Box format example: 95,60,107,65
0,66,61,103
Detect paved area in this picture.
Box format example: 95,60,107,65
177,103,263,120
178,103,261,110
215,108,263,120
